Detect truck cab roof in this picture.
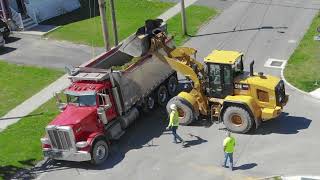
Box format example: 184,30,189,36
66,81,111,94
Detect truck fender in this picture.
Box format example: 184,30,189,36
221,96,261,128
87,132,109,152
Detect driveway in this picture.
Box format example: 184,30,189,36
0,34,104,69
19,0,320,179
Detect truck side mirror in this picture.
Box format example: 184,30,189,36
98,93,112,109
55,92,66,112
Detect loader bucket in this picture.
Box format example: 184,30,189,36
119,34,151,57
119,19,167,57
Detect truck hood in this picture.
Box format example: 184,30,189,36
50,105,97,126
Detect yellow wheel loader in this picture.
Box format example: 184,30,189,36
125,22,288,134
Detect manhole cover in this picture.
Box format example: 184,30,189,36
270,61,284,67
264,58,287,69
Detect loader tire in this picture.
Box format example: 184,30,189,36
166,96,195,125
223,106,253,134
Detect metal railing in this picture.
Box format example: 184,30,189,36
25,3,38,25
9,7,23,29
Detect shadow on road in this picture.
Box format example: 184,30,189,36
234,163,257,170
5,36,21,44
0,47,17,55
183,134,208,148
188,26,288,37
254,113,312,135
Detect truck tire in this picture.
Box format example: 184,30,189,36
167,76,178,96
142,96,155,113
166,96,195,125
222,106,253,134
91,140,109,165
157,85,169,107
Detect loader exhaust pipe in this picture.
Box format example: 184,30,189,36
250,61,255,76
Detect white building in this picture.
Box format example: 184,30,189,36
0,0,81,30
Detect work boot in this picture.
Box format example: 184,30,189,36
230,163,233,171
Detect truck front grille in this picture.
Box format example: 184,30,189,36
47,126,74,150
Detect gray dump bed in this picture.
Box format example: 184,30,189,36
85,34,174,113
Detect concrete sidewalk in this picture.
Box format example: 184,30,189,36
0,0,198,132
310,88,320,100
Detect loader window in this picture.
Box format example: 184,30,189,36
208,63,234,98
208,64,222,95
233,56,244,77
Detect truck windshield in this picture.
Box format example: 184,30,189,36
67,95,96,107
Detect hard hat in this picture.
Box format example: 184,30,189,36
170,104,177,110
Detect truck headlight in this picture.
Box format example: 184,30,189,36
76,141,89,148
40,137,50,145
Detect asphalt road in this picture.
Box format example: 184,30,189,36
24,0,320,179
0,34,104,69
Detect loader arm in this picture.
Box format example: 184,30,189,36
150,32,209,115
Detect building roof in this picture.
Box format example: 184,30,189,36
204,50,243,64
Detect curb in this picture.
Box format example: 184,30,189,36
280,64,320,101
42,26,62,37
12,26,62,38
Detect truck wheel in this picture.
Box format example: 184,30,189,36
222,106,253,134
142,96,155,113
167,76,178,96
91,140,109,165
166,96,195,125
157,85,168,107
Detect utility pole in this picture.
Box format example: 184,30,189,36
98,0,110,51
110,0,118,46
180,0,187,35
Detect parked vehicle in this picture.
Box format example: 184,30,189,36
40,20,179,165
0,19,10,40
0,33,5,47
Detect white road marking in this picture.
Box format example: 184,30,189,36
264,58,287,69
288,39,297,43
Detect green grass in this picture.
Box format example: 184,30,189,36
167,5,217,46
45,0,174,47
0,61,63,117
0,99,59,179
284,12,320,92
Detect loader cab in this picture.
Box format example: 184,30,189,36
204,50,244,98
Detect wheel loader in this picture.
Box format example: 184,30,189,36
126,21,289,134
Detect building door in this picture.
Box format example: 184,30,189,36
16,0,26,16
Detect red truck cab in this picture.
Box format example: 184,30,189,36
41,80,119,164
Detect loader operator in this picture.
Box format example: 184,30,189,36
166,104,186,145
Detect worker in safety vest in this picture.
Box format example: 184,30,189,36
166,104,186,145
222,131,236,171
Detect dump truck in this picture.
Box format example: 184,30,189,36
147,32,289,134
40,20,179,165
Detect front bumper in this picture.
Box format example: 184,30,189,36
43,148,91,162
261,106,283,121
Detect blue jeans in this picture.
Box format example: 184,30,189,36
223,152,233,170
171,126,184,143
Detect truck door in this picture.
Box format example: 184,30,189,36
98,90,117,121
